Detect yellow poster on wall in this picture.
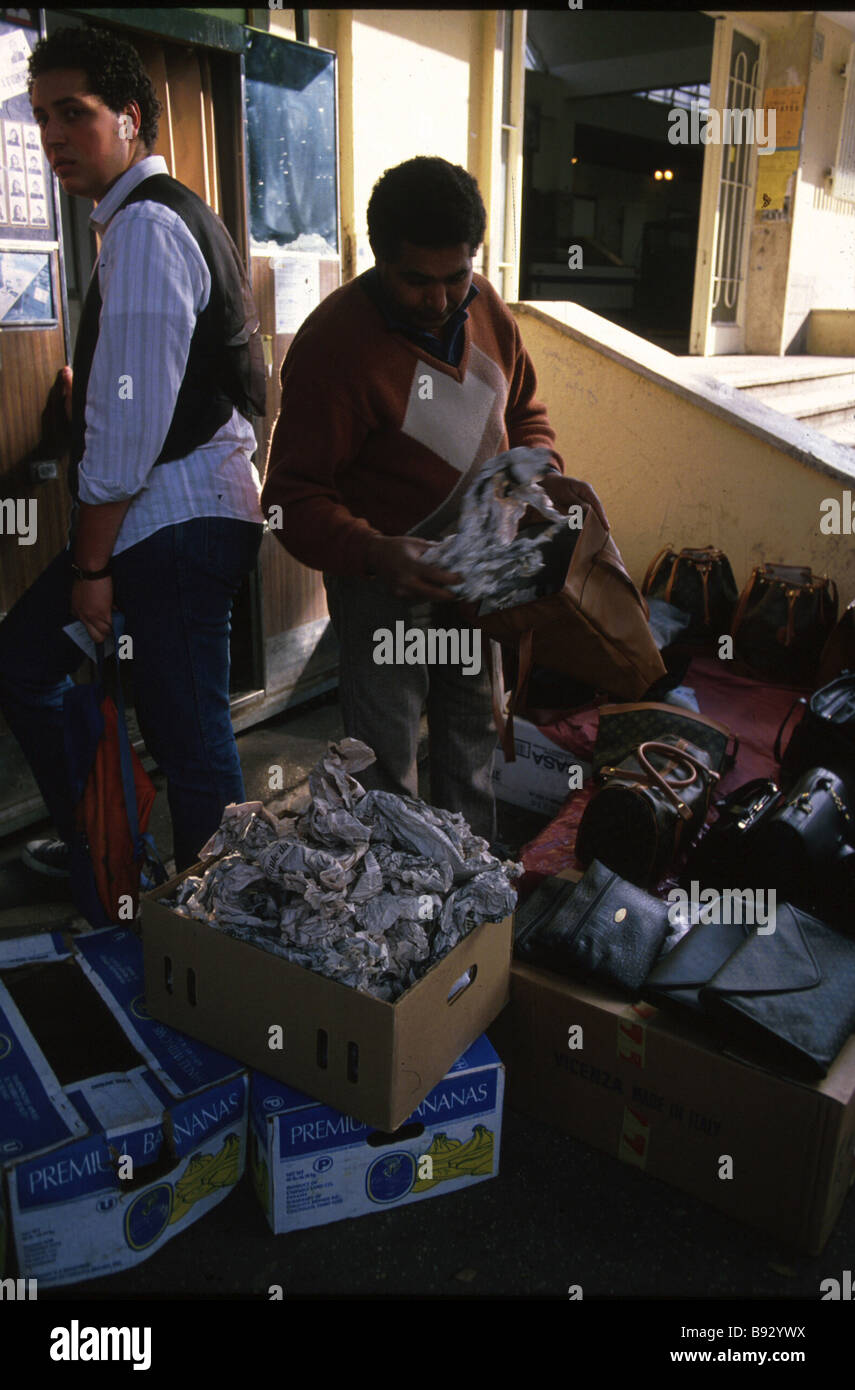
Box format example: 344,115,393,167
763,84,806,150
754,149,799,211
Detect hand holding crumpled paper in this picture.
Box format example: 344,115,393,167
429,447,569,608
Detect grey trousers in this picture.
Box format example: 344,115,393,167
324,574,497,842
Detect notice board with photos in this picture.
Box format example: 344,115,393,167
0,12,59,326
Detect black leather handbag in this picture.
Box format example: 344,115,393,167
642,544,738,639
700,903,855,1079
732,563,838,683
513,860,672,995
576,736,721,887
775,673,855,799
644,910,753,1027
754,767,853,883
682,778,782,891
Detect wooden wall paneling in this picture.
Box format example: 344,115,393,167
163,48,209,202
133,38,174,173
0,269,70,613
252,251,343,692
209,49,246,257
198,52,221,216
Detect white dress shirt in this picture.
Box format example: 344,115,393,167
77,155,263,554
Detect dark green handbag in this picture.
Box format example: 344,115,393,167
731,563,838,683
642,544,738,639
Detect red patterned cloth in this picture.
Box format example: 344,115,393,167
518,655,808,895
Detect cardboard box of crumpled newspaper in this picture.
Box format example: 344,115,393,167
0,927,247,1287
143,866,513,1133
250,1034,504,1232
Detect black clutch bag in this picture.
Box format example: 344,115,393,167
513,859,672,995
643,908,753,1026
699,903,855,1079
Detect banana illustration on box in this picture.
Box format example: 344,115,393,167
168,1133,241,1224
411,1124,495,1192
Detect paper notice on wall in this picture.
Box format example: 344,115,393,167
755,149,799,212
0,27,32,103
763,85,805,149
0,250,40,318
271,254,320,335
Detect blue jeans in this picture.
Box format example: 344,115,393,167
0,518,263,872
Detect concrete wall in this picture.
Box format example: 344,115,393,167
512,301,855,602
743,11,855,353
784,12,855,350
807,309,855,355
742,13,812,355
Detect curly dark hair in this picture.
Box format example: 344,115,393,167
367,157,486,262
28,25,162,149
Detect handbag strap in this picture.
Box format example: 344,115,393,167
496,628,535,762
730,567,760,639
487,638,514,762
773,696,807,762
642,544,673,596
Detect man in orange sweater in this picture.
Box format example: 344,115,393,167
261,157,600,841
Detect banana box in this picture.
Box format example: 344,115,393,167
0,927,247,1288
250,1035,503,1232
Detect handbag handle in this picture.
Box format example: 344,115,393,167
773,695,807,762
600,740,720,821
489,628,535,763
641,544,673,596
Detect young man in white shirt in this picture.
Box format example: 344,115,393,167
0,25,265,875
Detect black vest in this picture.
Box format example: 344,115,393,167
69,173,266,499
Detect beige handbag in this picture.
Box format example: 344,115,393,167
480,508,666,757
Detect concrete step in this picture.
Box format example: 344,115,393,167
744,370,855,405
695,355,855,388
744,386,855,430
820,417,855,446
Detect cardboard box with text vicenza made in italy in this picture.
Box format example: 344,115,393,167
142,865,513,1133
489,960,855,1253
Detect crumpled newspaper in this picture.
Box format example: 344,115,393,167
430,447,568,608
164,739,521,1000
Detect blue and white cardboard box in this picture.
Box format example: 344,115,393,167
0,928,247,1288
250,1034,504,1232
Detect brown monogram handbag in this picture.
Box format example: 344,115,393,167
576,735,721,886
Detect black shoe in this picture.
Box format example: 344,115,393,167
21,838,70,878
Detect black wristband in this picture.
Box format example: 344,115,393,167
71,560,112,581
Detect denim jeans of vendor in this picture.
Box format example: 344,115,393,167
0,517,262,872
